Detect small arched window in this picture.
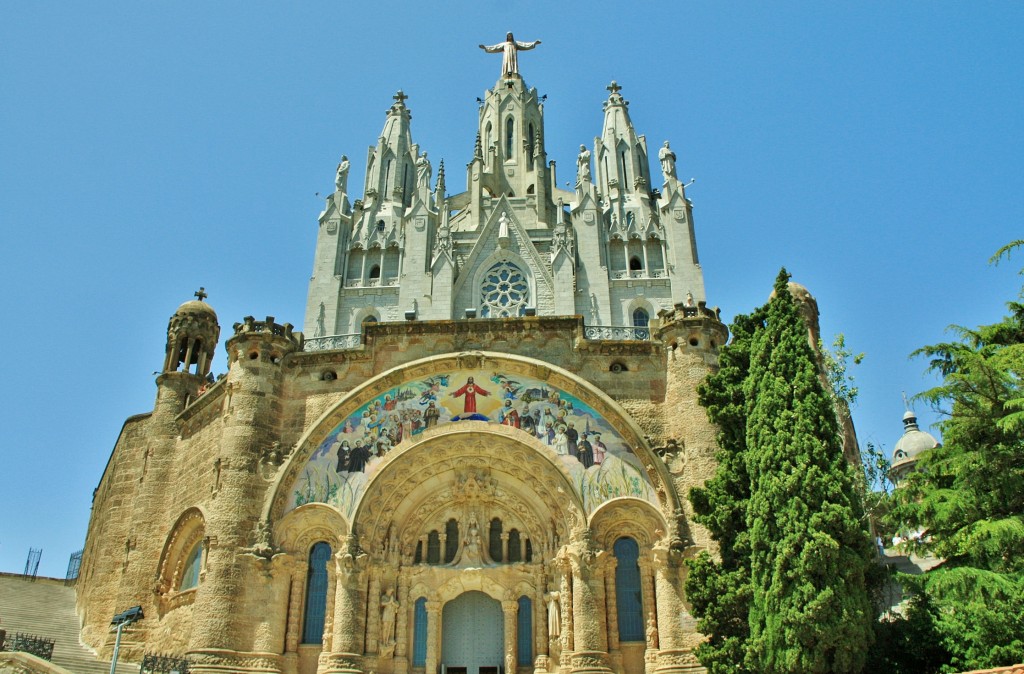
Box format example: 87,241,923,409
517,596,533,665
508,529,522,562
506,118,514,157
369,265,381,280
427,531,441,564
614,537,644,642
444,518,460,563
489,518,503,562
632,308,650,328
629,256,643,271
301,542,332,644
179,540,203,591
414,540,423,564
413,597,428,666
525,538,533,563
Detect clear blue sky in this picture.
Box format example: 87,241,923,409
1,3,1020,578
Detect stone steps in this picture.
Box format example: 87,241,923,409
0,574,139,674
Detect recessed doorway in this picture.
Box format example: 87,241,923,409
442,591,504,674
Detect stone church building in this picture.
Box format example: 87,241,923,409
78,39,732,674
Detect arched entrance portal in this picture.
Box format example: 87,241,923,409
442,591,504,674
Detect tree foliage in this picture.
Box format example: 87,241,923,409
688,270,875,673
886,243,1024,670
686,306,766,674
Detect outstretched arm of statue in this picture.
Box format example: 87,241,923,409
480,43,503,53
515,40,541,50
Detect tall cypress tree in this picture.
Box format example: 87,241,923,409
687,306,767,674
743,270,875,672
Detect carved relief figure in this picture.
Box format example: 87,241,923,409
646,612,659,649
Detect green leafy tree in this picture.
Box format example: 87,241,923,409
743,270,875,673
887,242,1024,670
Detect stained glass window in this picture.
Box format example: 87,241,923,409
179,541,202,591
413,597,428,666
517,596,533,665
480,262,529,318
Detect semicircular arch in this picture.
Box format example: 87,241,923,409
264,351,678,526
353,422,585,560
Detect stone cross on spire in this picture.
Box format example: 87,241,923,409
479,32,541,77
393,90,409,106
194,287,208,302
606,80,622,95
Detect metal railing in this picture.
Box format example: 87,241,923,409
141,652,190,673
2,633,55,661
304,334,362,352
583,325,651,341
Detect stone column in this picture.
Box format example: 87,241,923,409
366,573,381,655
424,600,441,674
651,548,701,674
503,599,518,674
282,561,305,674
601,556,620,668
566,544,612,674
321,540,366,674
252,555,296,654
638,557,658,674
559,561,572,668
393,573,411,674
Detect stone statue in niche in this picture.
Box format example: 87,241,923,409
380,587,399,647
646,612,659,648
450,513,488,567
545,591,561,637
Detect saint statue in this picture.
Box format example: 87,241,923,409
545,591,561,637
479,32,541,77
646,612,659,649
416,152,431,189
576,145,591,185
335,155,350,193
658,141,677,180
380,588,399,645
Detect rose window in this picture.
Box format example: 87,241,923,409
480,262,529,318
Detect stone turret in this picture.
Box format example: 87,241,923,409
186,317,302,670
163,288,220,378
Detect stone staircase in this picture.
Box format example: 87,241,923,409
0,574,139,674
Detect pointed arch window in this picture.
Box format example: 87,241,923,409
506,118,514,157
614,537,644,642
301,542,332,644
632,308,650,328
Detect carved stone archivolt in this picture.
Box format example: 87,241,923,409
588,498,669,550
274,502,349,555
154,507,206,612
353,423,585,560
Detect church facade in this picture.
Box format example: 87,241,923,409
77,43,729,674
